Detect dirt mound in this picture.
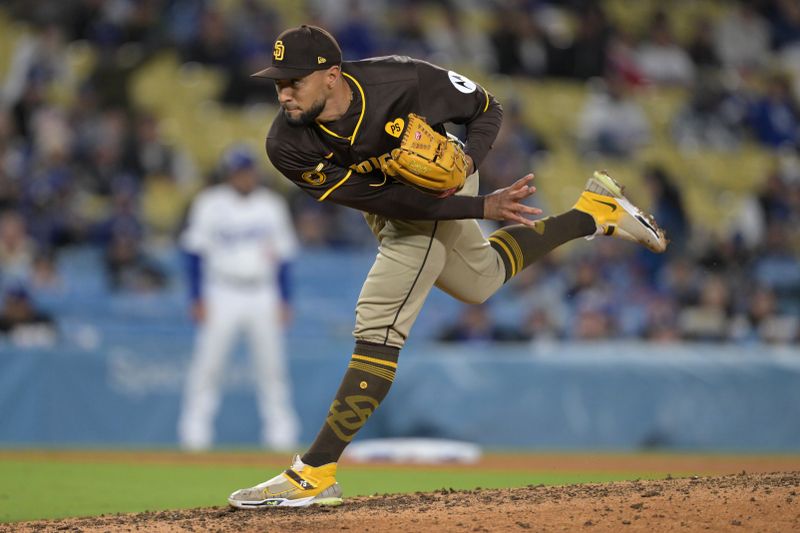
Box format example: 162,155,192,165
7,471,799,532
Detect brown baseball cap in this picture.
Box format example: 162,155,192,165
251,25,342,80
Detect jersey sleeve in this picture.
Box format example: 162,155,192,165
181,193,212,253
414,59,503,168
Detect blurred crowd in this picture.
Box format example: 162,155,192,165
440,161,800,345
1,0,800,345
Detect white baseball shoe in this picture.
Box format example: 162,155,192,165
228,455,343,508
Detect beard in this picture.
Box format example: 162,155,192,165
283,98,326,126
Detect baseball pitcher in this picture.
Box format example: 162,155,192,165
228,25,667,508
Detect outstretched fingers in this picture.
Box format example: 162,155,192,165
506,208,541,226
507,174,542,225
510,174,535,192
484,172,545,225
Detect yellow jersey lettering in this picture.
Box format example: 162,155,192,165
349,151,394,174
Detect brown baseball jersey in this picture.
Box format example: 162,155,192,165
266,56,503,220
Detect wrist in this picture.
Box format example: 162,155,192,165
465,155,475,175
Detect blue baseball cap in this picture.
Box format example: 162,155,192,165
220,145,256,174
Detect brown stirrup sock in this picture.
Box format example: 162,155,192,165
489,209,596,282
301,341,399,467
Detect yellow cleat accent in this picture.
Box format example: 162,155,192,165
228,455,343,508
573,171,668,253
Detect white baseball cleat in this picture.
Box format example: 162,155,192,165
228,455,343,508
573,170,668,253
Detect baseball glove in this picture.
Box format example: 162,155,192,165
381,113,469,197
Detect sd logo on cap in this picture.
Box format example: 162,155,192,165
253,25,342,80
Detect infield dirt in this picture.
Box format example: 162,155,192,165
5,471,798,532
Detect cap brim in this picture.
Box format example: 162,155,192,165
250,65,321,80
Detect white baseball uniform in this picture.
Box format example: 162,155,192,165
178,183,300,450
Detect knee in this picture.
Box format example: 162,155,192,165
353,333,405,350
437,279,497,305
456,290,492,306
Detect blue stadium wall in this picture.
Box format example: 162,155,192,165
1,339,799,451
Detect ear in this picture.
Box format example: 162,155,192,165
325,65,341,88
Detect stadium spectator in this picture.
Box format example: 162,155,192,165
657,258,701,308
643,165,690,252
332,1,380,61
479,99,549,195
306,0,385,37
753,222,800,311
563,259,619,339
1,21,72,109
757,167,794,225
29,248,62,293
426,8,495,73
86,42,145,110
0,209,35,284
642,295,682,343
606,29,647,86
437,304,527,343
730,285,799,344
290,201,330,248
219,1,284,105
104,231,167,293
181,8,237,68
490,7,545,76
72,106,131,196
765,0,800,51
572,298,617,340
0,108,24,209
635,11,695,86
124,112,195,190
578,74,651,158
228,0,283,50
161,0,206,50
519,306,561,342
141,171,190,240
714,1,771,70
746,73,800,149
97,190,166,292
0,284,57,347
566,3,612,79
686,17,721,69
289,192,375,250
678,274,733,341
125,112,196,237
672,72,747,151
388,3,430,59
112,0,165,53
20,144,82,248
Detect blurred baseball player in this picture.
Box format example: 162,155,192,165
228,25,667,508
178,145,300,451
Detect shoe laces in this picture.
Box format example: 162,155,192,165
290,454,306,472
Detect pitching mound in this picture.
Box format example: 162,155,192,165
6,471,798,532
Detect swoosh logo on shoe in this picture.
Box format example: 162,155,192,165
593,199,618,211
635,214,659,237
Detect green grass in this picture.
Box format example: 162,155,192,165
0,458,658,523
